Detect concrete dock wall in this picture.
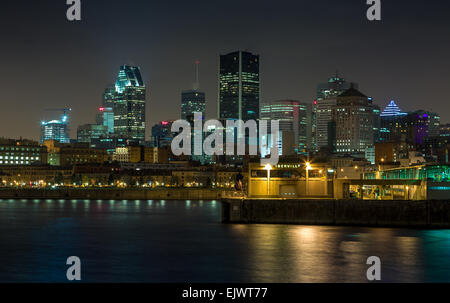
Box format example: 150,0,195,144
0,188,230,200
222,199,450,228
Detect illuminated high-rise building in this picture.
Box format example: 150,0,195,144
218,51,260,121
112,65,146,142
102,86,115,108
96,107,114,133
260,100,312,155
331,86,375,153
40,111,71,144
312,73,357,151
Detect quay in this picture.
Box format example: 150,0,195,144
221,198,450,228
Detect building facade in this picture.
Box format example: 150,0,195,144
181,90,206,121
218,51,260,121
0,138,47,166
112,65,146,142
40,113,70,144
313,74,357,151
332,87,375,153
77,124,108,143
260,100,312,155
96,107,114,134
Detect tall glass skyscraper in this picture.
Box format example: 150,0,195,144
261,100,312,155
181,91,206,120
112,65,146,142
218,51,260,121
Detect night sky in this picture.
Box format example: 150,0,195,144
1,0,450,140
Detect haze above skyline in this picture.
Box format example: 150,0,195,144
1,0,450,140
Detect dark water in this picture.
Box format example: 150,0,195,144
0,199,449,283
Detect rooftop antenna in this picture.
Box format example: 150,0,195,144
193,59,200,90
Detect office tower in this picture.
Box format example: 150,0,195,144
102,86,115,108
218,51,260,121
260,100,312,155
312,73,357,151
96,107,114,133
182,91,206,121
77,124,108,143
181,60,206,120
405,111,440,145
112,65,146,142
379,101,440,145
151,121,174,148
332,86,375,153
380,100,408,118
40,112,71,144
379,100,408,142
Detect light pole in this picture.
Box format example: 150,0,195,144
305,162,312,196
264,164,272,196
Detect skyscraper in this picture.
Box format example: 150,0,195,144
96,107,114,134
312,73,357,151
151,121,174,148
331,86,375,153
181,60,206,120
260,100,312,155
40,111,71,144
102,86,115,108
218,51,260,121
112,65,146,142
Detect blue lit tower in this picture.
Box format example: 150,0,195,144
40,109,71,143
379,100,408,142
112,65,146,142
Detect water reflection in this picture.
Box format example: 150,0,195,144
0,199,448,282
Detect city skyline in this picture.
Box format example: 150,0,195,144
1,1,450,141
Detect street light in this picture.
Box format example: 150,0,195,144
305,162,312,196
264,164,272,196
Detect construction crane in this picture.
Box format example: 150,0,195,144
43,108,72,123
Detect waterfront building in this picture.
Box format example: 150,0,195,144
0,138,47,166
42,140,108,166
40,112,70,144
260,100,312,155
77,124,108,143
113,146,161,164
218,51,260,121
0,165,72,186
331,87,375,153
112,65,146,142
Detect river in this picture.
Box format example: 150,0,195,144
0,199,449,282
